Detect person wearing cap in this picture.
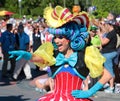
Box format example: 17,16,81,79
89,25,102,49
0,23,16,78
9,6,112,100
97,20,117,93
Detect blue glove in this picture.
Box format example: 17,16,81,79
9,50,32,61
72,82,103,98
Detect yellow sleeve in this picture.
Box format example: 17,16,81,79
33,42,56,68
85,46,106,78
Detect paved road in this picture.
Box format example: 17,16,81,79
0,61,120,101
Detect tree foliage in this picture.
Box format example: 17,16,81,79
92,0,120,18
0,0,120,19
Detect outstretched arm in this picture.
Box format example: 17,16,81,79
9,50,32,61
72,68,112,98
9,50,46,63
30,53,47,64
98,68,112,84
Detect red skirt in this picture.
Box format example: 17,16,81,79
38,72,92,101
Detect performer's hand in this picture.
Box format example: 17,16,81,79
9,50,32,61
72,82,103,98
72,90,91,98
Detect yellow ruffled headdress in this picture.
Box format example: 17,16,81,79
44,5,89,28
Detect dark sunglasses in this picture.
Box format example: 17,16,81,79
53,35,65,39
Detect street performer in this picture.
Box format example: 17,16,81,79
9,6,112,101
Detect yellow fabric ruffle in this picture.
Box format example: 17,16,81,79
44,6,73,28
85,46,106,78
33,42,56,68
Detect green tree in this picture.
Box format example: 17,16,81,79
92,0,120,18
1,0,120,19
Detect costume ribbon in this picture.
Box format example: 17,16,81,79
55,52,77,67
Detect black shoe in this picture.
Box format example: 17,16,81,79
2,74,9,78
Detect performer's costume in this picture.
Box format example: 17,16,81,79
38,50,91,101
36,5,105,101
8,6,105,101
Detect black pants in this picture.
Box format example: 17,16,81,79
1,51,16,76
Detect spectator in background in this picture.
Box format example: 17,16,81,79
22,15,27,24
113,25,120,93
44,29,53,42
105,12,120,93
13,28,19,50
0,23,16,78
116,15,120,26
35,77,54,93
32,26,44,52
32,26,45,71
11,24,32,81
24,21,33,52
89,25,102,49
1,20,7,33
97,20,117,93
39,24,46,43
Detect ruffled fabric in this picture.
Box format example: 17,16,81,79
44,6,89,28
85,46,106,78
44,6,73,28
33,42,56,68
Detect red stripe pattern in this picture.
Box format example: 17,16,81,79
73,14,89,28
51,9,59,20
38,72,91,101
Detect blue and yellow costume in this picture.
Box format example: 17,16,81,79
9,6,105,101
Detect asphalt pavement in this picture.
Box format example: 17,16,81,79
0,61,120,101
